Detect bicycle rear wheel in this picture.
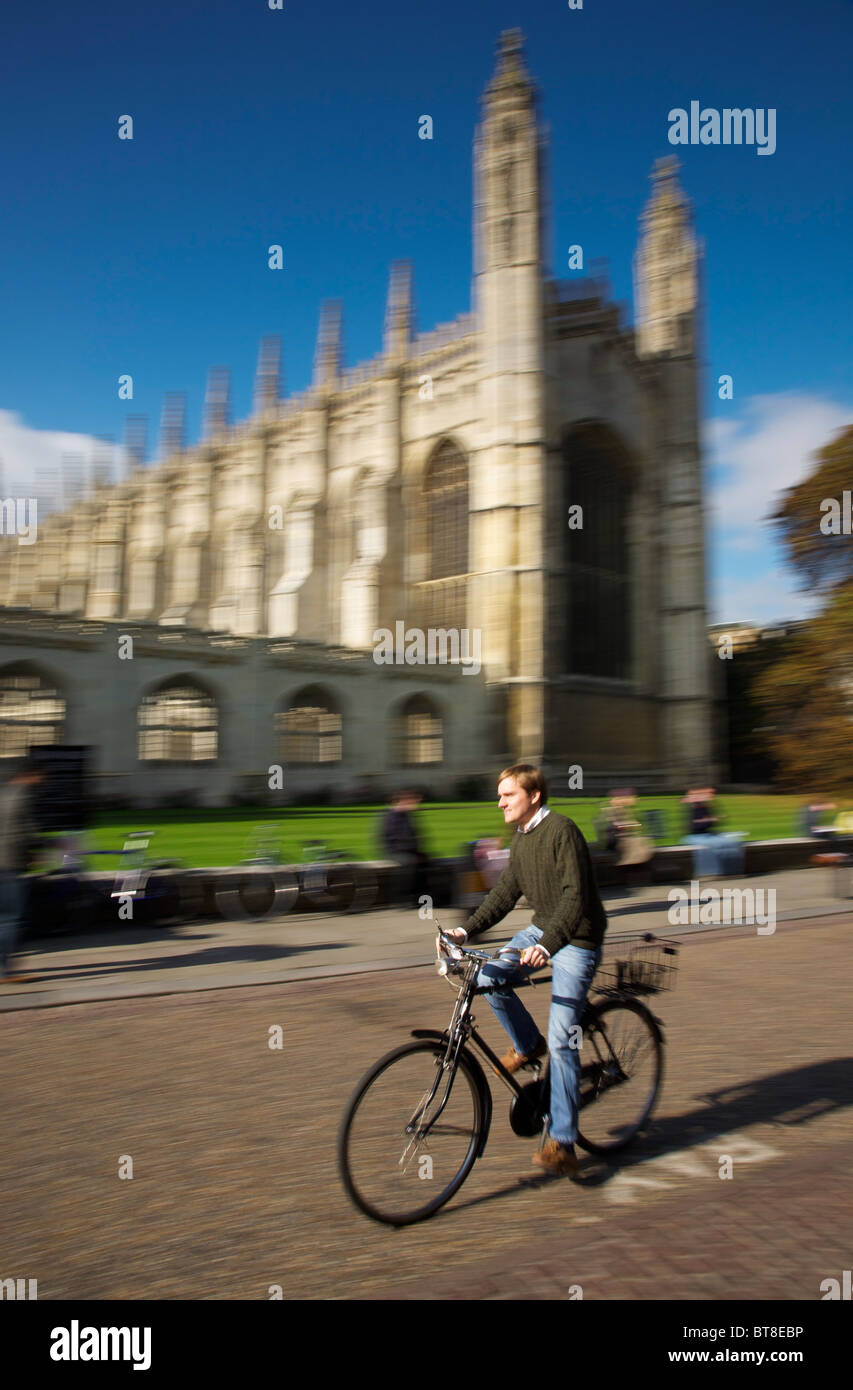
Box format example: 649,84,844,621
338,1040,485,1226
576,999,663,1154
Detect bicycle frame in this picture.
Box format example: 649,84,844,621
419,931,665,1146
404,936,552,1154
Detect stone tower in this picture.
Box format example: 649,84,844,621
634,156,713,781
470,29,548,757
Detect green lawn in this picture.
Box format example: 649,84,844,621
64,794,819,869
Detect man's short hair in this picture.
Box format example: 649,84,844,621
498,763,548,805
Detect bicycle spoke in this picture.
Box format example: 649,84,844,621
577,1001,662,1154
339,1042,483,1225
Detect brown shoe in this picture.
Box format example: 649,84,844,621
497,1035,548,1075
532,1138,579,1177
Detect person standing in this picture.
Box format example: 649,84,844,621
0,761,43,982
381,790,428,906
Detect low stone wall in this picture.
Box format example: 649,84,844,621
592,836,853,886
23,837,853,938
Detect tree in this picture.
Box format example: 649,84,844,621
723,632,789,783
753,425,853,794
770,424,853,594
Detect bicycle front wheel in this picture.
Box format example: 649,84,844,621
338,1040,485,1226
576,999,663,1154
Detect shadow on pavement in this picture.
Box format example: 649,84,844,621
604,898,677,918
19,941,345,983
427,1057,853,1221
22,926,219,953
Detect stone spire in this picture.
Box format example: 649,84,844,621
159,392,186,459
124,415,148,471
313,300,343,389
203,367,231,438
485,28,533,99
633,156,699,357
473,28,542,282
254,334,282,414
469,26,547,744
383,260,414,361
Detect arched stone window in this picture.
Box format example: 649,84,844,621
277,685,342,764
563,423,633,679
0,665,65,758
138,679,218,761
394,694,443,766
417,440,468,630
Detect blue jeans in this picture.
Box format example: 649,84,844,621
686,833,746,877
0,871,27,974
476,927,602,1146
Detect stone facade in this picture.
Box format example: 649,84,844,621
0,30,714,806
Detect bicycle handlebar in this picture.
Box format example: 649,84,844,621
435,929,513,964
434,929,553,991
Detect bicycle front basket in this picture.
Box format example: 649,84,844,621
595,940,678,996
622,940,678,994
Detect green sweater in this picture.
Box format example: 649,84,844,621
463,810,608,957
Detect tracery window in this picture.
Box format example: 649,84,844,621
277,686,342,764
0,667,65,758
564,424,633,680
138,680,218,761
418,441,468,630
394,694,443,766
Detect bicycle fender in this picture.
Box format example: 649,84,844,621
410,1030,493,1158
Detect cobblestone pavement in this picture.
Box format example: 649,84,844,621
1,913,850,1300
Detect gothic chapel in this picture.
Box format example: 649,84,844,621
0,31,713,805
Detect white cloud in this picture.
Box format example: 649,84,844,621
706,393,851,535
0,409,129,508
710,569,819,626
705,392,852,623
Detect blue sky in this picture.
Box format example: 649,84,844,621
1,0,851,623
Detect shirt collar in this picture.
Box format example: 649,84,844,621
518,805,550,834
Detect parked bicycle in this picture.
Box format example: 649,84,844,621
26,829,199,937
214,832,378,920
108,831,203,926
338,928,678,1226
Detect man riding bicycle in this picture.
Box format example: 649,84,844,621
445,764,608,1177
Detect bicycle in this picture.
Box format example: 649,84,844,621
338,928,678,1226
214,836,378,920
108,831,202,926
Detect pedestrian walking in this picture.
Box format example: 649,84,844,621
0,760,44,982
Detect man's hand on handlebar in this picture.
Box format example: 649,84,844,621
443,928,468,944
520,945,549,969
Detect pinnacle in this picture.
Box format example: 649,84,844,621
499,28,523,57
652,155,681,182
490,27,530,89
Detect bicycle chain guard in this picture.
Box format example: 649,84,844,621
509,1077,547,1138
